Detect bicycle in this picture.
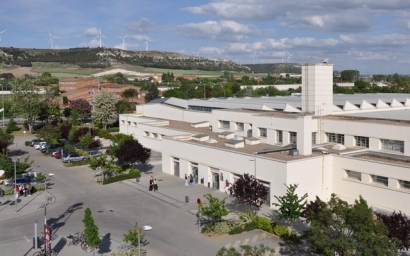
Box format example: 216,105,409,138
32,245,57,256
66,231,82,246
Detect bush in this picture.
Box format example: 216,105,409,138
64,144,76,152
243,222,258,231
103,170,141,185
273,225,289,238
25,141,30,146
33,183,45,191
107,127,119,132
284,232,302,243
3,186,14,195
253,216,275,233
96,129,115,140
64,159,90,167
228,226,244,235
111,247,146,256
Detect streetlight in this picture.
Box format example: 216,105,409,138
44,173,54,225
138,225,152,256
86,123,91,135
1,82,4,127
14,157,21,212
249,158,256,178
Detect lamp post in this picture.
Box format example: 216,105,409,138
44,173,54,225
249,158,256,178
86,123,90,135
14,157,20,211
1,82,4,127
138,225,152,256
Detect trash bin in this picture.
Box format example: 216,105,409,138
207,182,210,188
185,196,189,203
200,178,204,185
0,188,4,197
136,177,140,182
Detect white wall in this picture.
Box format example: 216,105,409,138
333,155,410,214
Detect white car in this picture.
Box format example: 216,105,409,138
34,142,47,150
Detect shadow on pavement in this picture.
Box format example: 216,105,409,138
98,233,112,254
48,202,84,234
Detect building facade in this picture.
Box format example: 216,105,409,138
119,63,410,214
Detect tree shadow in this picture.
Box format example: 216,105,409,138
47,202,84,234
98,233,112,254
9,149,28,157
133,163,154,173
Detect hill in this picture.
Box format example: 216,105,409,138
243,63,301,74
0,47,251,73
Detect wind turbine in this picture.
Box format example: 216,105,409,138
95,28,106,48
118,34,128,50
252,51,258,64
48,31,59,50
282,50,287,63
144,34,153,51
0,30,6,47
192,49,201,57
179,48,185,54
287,51,293,63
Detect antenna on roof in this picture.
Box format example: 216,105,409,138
323,58,329,64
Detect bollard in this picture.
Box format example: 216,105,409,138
185,196,189,203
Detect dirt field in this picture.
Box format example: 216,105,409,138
0,67,38,77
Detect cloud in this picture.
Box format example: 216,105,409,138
178,20,256,41
83,27,101,37
126,18,157,33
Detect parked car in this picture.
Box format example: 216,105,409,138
62,153,87,163
30,139,43,147
3,178,13,186
54,151,62,159
41,144,61,153
51,148,63,157
34,142,47,150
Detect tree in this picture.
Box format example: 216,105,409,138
144,84,159,103
115,139,151,165
341,70,359,82
92,90,117,129
70,98,92,121
10,77,42,132
304,194,398,256
123,222,145,247
83,208,102,251
273,183,307,232
0,128,14,152
36,124,61,144
230,173,268,213
36,72,59,105
116,99,134,114
6,118,19,133
200,193,230,227
217,244,274,256
376,211,410,251
121,88,138,102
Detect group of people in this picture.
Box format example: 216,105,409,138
149,176,158,191
184,174,196,186
15,183,32,199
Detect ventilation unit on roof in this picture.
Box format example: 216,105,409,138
289,149,299,156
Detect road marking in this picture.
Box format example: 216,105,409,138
23,235,31,243
225,243,231,248
261,233,266,240
252,234,258,244
243,238,249,245
233,240,240,248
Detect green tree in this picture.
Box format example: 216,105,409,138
199,193,230,227
341,70,359,82
144,84,159,103
83,208,102,251
123,222,145,247
10,77,42,132
216,244,274,256
230,173,268,213
304,194,398,256
0,128,14,152
70,98,92,121
92,90,117,129
121,88,138,102
273,184,307,232
6,118,19,133
36,124,61,144
116,99,134,114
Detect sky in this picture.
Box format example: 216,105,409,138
1,0,410,74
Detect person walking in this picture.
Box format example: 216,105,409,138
153,179,158,191
185,174,189,186
189,174,193,186
26,183,32,196
149,176,154,191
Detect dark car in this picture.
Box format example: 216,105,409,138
41,144,61,153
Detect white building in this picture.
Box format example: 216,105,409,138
120,63,410,214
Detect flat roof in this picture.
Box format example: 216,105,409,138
339,109,410,122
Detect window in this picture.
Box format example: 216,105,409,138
290,132,297,145
400,180,410,190
312,132,317,145
276,130,283,144
127,121,131,125
153,133,158,138
372,175,388,186
355,136,369,148
236,122,244,131
220,120,230,129
259,128,267,138
381,139,404,153
144,131,149,137
346,170,361,181
326,133,344,144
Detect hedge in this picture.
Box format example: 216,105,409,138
103,171,141,185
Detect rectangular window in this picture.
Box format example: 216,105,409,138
381,139,404,153
290,132,297,145
400,180,410,190
220,120,230,129
312,132,317,145
276,130,283,144
372,175,388,186
144,131,149,137
326,133,344,144
346,170,361,181
153,133,158,138
259,128,267,138
236,122,244,131
355,136,369,148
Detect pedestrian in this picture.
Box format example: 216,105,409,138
192,173,196,185
189,174,193,186
184,174,189,186
15,185,19,200
225,180,231,195
153,179,158,191
26,183,32,196
21,184,26,197
149,176,154,191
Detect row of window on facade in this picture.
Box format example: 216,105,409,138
326,133,404,153
346,170,410,190
144,131,163,139
121,120,137,127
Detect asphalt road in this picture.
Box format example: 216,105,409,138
0,135,268,256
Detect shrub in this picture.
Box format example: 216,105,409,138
75,149,88,156
243,222,258,231
88,139,101,149
79,133,92,148
33,183,45,191
228,226,244,235
96,129,115,140
107,127,119,132
284,232,302,243
64,159,90,167
202,218,245,236
240,212,254,223
64,144,76,152
111,247,146,256
103,170,140,185
253,216,275,233
25,141,30,146
273,225,289,238
3,186,14,195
